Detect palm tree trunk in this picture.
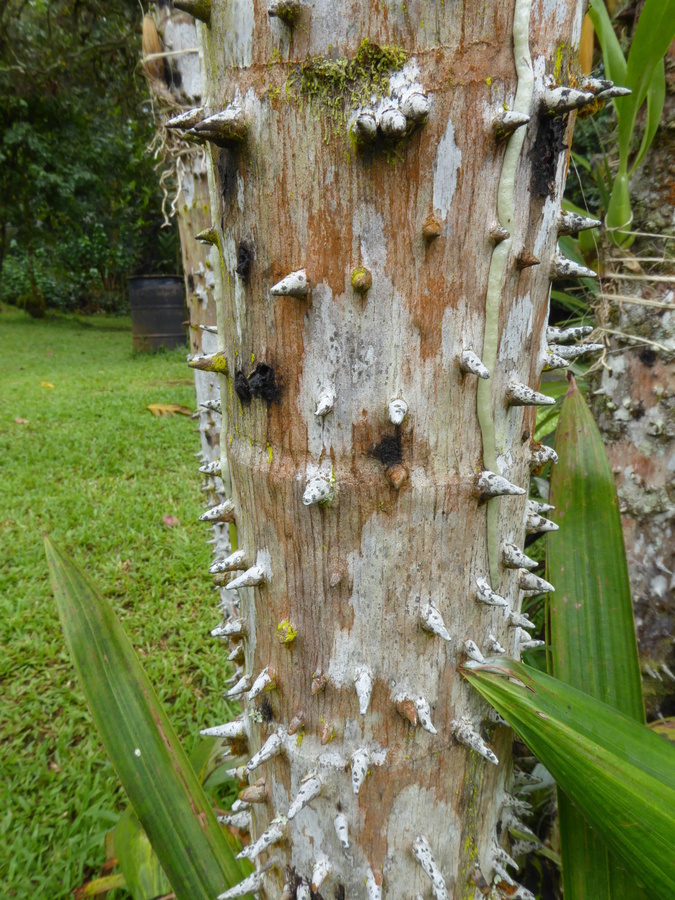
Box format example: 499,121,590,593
186,1,586,895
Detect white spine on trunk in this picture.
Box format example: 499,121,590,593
354,665,374,715
412,835,449,900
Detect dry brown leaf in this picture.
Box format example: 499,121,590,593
147,403,192,417
162,515,181,527
14,417,29,424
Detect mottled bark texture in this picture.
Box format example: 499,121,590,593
592,50,675,717
188,1,587,897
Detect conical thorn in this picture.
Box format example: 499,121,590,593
287,773,322,819
271,268,309,297
420,599,452,641
354,665,373,715
550,254,597,280
412,835,449,900
460,350,490,379
506,382,555,407
502,542,537,570
248,666,277,700
478,471,526,498
451,717,499,765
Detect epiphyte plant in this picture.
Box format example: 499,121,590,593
176,0,619,896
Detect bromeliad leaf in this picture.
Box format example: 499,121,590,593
44,536,247,900
463,659,675,899
548,374,645,899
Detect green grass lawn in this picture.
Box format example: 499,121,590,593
0,308,233,898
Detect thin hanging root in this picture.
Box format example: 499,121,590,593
412,835,449,900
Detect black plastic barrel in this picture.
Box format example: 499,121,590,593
128,275,186,351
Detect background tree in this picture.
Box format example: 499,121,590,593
174,0,611,896
0,0,177,314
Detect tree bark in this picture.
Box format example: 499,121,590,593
188,1,586,896
145,6,232,606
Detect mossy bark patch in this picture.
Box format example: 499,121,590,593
287,38,408,123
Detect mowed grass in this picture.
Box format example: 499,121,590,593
0,308,232,898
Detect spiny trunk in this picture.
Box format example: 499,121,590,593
183,1,589,896
145,5,233,601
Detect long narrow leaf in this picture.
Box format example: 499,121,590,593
548,375,644,718
548,375,645,899
587,1,626,90
631,60,666,174
44,536,246,900
463,660,675,899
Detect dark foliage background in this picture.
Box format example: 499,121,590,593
0,0,179,316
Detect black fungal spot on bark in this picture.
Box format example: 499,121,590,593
639,347,657,367
373,432,402,467
248,364,281,402
236,240,254,280
529,115,568,197
187,273,194,293
335,887,346,900
259,696,275,723
234,371,252,403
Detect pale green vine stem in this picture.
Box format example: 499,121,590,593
477,0,533,586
